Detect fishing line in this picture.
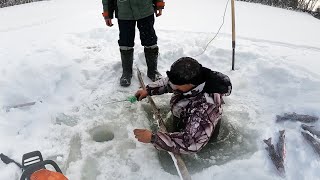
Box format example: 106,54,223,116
192,0,231,57
102,96,137,105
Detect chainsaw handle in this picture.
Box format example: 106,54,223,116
20,160,62,180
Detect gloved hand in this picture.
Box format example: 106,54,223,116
104,18,113,27
155,9,162,17
135,89,148,101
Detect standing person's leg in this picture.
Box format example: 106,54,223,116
137,15,162,81
118,19,136,87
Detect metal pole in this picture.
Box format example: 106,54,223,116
231,0,236,70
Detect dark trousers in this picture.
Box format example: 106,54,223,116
118,15,158,47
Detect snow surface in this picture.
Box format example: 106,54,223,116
0,0,320,179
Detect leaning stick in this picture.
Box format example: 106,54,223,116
137,68,191,180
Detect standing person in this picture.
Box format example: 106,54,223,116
133,57,232,154
102,0,165,87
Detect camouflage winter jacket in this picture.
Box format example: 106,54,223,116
102,0,165,20
146,68,232,154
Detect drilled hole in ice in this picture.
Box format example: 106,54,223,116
90,126,114,142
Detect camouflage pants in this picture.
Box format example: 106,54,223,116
165,112,221,140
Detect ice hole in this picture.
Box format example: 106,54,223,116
90,126,114,142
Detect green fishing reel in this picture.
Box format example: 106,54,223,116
127,96,137,103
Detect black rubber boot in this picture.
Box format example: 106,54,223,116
120,49,134,87
144,46,162,81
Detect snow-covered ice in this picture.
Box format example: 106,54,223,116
0,0,320,179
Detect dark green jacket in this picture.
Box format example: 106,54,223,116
102,0,165,20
